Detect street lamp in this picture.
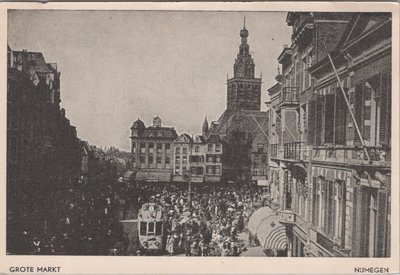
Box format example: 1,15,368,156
183,170,191,209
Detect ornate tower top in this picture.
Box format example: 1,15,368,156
234,18,255,78
202,116,209,136
153,115,162,127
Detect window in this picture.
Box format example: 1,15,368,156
182,156,187,164
215,166,221,175
175,156,180,164
156,222,162,236
140,222,147,235
140,156,145,163
257,143,264,153
157,156,162,164
352,187,389,257
165,156,170,164
148,156,153,164
183,147,187,154
132,157,136,163
312,177,319,227
175,147,180,154
353,74,390,146
148,143,154,153
195,146,200,152
254,155,260,163
157,143,162,153
324,94,335,143
335,90,347,145
206,166,213,174
215,144,221,152
175,166,180,174
216,156,221,163
165,143,170,150
140,143,146,153
262,155,267,164
207,155,213,163
147,222,155,236
132,143,137,153
208,144,213,152
182,166,187,172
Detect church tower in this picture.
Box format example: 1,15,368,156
227,18,262,112
202,116,209,137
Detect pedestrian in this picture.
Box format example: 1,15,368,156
166,235,174,256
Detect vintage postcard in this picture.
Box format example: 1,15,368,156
0,2,399,275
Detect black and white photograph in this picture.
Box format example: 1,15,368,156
3,2,399,273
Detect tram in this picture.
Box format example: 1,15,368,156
137,202,165,254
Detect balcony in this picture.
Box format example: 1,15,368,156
271,142,310,162
311,145,391,166
277,209,296,225
284,142,310,161
279,87,299,106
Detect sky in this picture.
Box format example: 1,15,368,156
8,10,291,151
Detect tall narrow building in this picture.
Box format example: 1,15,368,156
207,20,269,185
226,21,262,112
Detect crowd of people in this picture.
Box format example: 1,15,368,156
136,183,265,256
10,172,266,256
10,162,126,255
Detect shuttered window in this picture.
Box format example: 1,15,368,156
316,96,324,145
354,84,364,144
307,100,316,145
324,94,335,143
335,90,347,145
312,177,319,227
375,190,389,257
379,72,391,146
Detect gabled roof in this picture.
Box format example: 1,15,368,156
175,133,193,143
194,135,206,144
206,133,222,143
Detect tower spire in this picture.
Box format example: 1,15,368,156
243,16,246,29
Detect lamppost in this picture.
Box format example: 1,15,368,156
183,170,191,209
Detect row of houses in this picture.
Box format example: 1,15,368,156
266,12,391,257
130,116,224,184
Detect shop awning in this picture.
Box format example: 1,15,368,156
247,207,275,234
247,207,287,251
256,215,287,251
135,170,172,182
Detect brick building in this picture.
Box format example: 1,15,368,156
267,12,391,257
7,46,83,251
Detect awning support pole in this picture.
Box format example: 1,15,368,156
320,36,371,162
252,116,271,143
273,109,298,142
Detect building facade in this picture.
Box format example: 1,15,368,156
267,12,391,257
7,46,83,252
173,133,193,182
130,116,177,183
190,135,207,184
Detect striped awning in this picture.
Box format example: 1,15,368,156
247,207,275,234
248,207,287,251
256,215,287,251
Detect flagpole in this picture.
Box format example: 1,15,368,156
320,36,371,162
